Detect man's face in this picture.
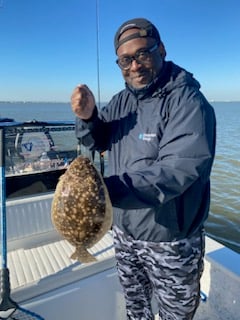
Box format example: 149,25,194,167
116,29,164,89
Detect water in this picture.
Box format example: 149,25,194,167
1,101,240,253
205,102,240,253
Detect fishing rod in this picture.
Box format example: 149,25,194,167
96,0,105,176
0,127,45,320
77,0,104,176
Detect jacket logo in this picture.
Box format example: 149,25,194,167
138,133,156,141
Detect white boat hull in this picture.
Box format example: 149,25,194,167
5,193,240,320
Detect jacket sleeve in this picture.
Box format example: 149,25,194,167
75,106,111,152
105,89,216,208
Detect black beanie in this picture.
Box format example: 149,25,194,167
114,18,161,53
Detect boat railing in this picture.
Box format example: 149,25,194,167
1,120,80,198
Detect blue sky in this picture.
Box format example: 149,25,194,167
0,0,239,102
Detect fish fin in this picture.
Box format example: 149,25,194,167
70,248,97,264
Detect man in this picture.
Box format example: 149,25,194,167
71,18,216,320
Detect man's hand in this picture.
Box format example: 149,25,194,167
71,84,95,120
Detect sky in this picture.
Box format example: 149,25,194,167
0,0,239,102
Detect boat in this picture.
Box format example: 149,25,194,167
1,120,239,319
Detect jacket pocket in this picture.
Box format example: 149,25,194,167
154,200,179,232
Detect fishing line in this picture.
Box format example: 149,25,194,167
96,0,101,109
94,0,105,175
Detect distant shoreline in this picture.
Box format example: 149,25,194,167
1,100,240,104
0,101,71,104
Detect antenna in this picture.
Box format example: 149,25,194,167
96,0,101,109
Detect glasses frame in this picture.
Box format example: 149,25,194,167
116,43,159,70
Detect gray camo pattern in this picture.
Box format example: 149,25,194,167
112,226,205,320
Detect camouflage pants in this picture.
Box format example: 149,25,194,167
112,225,205,320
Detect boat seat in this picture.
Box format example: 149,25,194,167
5,193,116,304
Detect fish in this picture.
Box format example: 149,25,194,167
51,155,112,263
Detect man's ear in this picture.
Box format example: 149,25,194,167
159,42,166,59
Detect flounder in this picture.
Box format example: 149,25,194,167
51,155,112,263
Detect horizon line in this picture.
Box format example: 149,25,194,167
1,100,240,104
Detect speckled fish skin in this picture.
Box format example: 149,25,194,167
51,155,112,263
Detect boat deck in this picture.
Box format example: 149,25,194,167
8,232,115,302
5,193,240,320
6,193,116,303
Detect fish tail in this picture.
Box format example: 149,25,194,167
70,248,97,263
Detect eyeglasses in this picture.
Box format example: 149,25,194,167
116,43,158,70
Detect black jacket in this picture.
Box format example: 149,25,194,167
75,61,216,242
